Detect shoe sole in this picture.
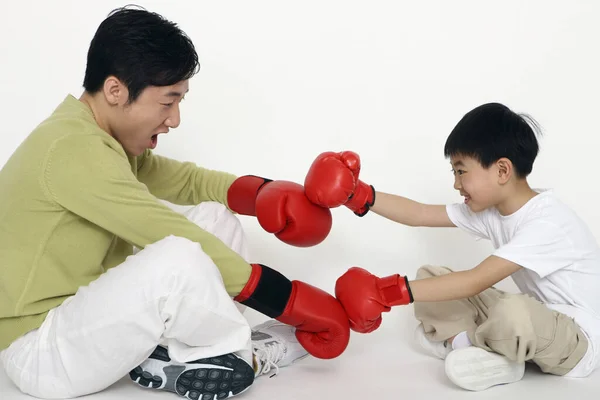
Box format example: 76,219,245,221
445,347,525,391
413,324,451,360
130,345,255,400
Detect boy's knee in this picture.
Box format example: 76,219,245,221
415,265,453,279
490,294,522,314
487,294,534,328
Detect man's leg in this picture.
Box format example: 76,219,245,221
0,202,254,399
179,201,250,261
167,201,252,356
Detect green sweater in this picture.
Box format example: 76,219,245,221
0,95,252,351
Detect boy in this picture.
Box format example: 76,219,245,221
0,6,350,400
303,102,600,391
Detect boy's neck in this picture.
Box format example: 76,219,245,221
495,180,539,216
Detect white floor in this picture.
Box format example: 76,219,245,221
2,305,600,400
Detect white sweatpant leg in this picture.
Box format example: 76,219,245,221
0,202,253,399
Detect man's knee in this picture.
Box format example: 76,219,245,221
138,235,222,282
184,202,242,230
183,202,247,253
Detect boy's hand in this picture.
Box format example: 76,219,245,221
335,267,413,333
304,151,375,216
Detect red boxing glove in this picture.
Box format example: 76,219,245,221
304,151,375,216
335,267,413,333
227,176,332,247
235,264,350,359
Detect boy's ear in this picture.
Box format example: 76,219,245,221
496,158,512,184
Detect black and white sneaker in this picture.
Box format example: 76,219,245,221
130,345,255,400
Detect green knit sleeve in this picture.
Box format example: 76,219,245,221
136,150,237,207
42,135,251,296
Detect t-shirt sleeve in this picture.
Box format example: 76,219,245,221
446,203,490,240
42,135,251,295
493,219,576,278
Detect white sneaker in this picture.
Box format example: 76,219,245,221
251,320,310,378
414,323,453,360
130,345,255,399
445,346,525,391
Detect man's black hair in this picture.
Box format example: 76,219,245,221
83,5,200,102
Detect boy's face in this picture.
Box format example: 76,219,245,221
450,155,501,212
109,80,189,156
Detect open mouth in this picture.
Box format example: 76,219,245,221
150,134,158,149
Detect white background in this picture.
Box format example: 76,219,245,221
1,1,600,398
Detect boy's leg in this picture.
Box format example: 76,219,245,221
0,202,254,399
413,265,506,343
444,293,589,391
412,265,588,390
465,293,589,375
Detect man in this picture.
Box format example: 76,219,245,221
0,6,349,400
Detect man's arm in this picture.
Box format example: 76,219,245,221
44,136,251,295
136,149,237,207
371,192,456,227
409,255,521,302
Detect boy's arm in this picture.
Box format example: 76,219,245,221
371,191,455,227
136,149,237,206
303,151,455,227
334,256,521,333
409,255,521,301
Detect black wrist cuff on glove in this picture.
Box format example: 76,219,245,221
404,276,414,303
354,185,376,217
235,264,293,318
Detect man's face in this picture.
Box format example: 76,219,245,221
111,80,189,156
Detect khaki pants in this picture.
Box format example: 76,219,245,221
413,265,588,376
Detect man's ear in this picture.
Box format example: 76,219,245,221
496,158,513,184
102,76,128,106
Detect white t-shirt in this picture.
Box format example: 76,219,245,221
446,189,600,378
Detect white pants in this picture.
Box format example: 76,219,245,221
0,202,253,399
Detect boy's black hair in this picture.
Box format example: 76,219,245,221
444,103,542,178
83,5,200,103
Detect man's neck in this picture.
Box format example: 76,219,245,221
79,92,113,136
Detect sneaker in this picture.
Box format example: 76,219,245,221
129,345,255,400
445,346,525,391
251,320,310,378
414,323,453,360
